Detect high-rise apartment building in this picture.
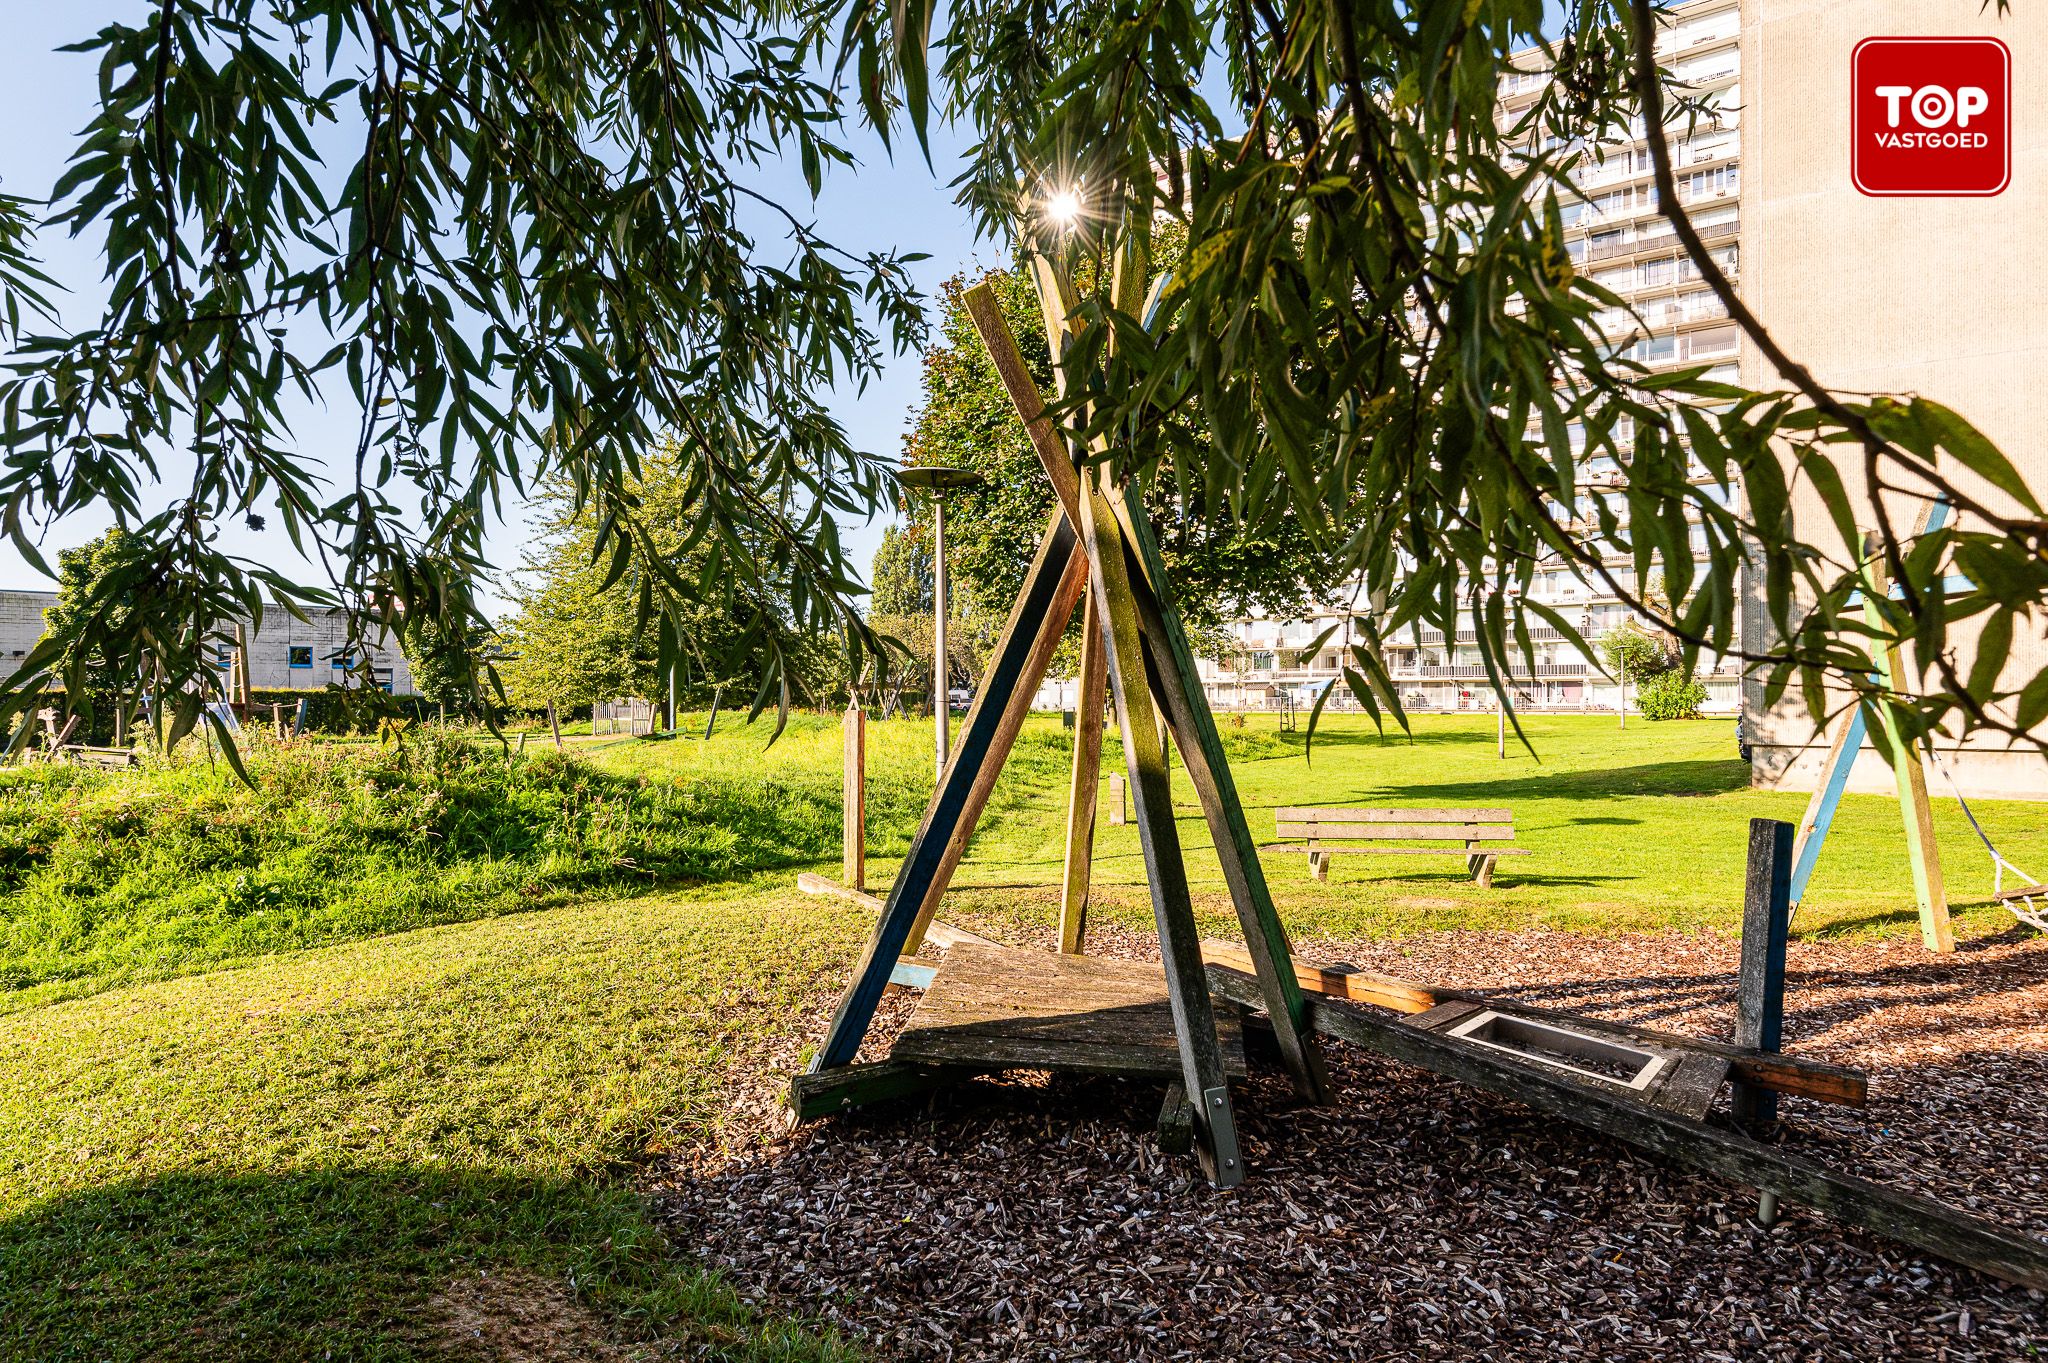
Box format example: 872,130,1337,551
1182,0,1746,719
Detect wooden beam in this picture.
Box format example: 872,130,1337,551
1207,965,2047,1293
964,275,1326,1105
787,1060,979,1121
901,511,1090,956
1862,528,1952,953
1118,500,1330,1104
795,872,1000,951
1788,706,1862,908
1733,819,1794,1126
1197,939,1867,1107
1060,592,1107,954
807,523,1087,1073
842,702,866,892
1082,470,1243,1187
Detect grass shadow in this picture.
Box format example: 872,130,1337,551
0,1166,849,1363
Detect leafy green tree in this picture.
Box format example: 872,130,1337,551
41,530,150,736
899,263,1336,675
5,0,2044,757
399,611,495,712
869,524,933,617
1635,670,1708,722
497,448,846,718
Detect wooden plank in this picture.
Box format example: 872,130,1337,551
1059,591,1107,955
842,702,865,892
1157,1081,1194,1155
888,959,939,991
1263,845,1534,857
810,511,1088,1072
794,872,999,951
1081,469,1243,1184
1406,999,1486,1032
1115,496,1331,1105
1276,822,1518,841
903,510,1091,956
1733,818,1794,1126
1197,939,1866,1107
1206,964,2048,1293
968,271,1264,1162
787,1059,977,1121
1648,1052,1733,1122
1788,707,1862,907
892,943,1246,1078
1277,807,1514,824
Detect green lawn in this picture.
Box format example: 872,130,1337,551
2,710,2042,1360
0,881,869,1362
596,710,2045,944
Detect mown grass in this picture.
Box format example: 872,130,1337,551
765,711,2048,948
0,882,873,1362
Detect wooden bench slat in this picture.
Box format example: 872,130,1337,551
1276,806,1512,824
1276,822,1518,842
1285,846,1534,857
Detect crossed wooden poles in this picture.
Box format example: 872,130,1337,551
808,259,1329,1185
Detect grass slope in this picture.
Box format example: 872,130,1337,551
0,882,871,1362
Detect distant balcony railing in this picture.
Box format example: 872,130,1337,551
1578,217,1737,264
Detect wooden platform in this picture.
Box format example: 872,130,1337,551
892,943,1247,1078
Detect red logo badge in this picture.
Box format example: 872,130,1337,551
1852,37,2010,197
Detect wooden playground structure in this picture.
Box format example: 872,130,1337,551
789,256,2048,1291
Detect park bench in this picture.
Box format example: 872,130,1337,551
1268,806,1531,887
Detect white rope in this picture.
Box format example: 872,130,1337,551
1924,742,2048,932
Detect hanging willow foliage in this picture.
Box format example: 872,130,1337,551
2,0,2041,762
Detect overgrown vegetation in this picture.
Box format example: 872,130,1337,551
0,728,908,1001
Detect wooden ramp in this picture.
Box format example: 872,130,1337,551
891,943,1247,1079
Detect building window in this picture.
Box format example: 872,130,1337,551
288,645,313,668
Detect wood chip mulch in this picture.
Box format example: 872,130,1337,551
647,923,2048,1361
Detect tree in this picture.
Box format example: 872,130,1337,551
399,610,494,713
912,0,2046,750
898,262,1337,676
0,2,923,752
869,524,934,617
41,530,148,735
6,1,2044,753
496,447,845,718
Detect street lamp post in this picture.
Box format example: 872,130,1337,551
894,466,983,782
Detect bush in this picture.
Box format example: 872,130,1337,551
0,734,857,996
1635,671,1708,721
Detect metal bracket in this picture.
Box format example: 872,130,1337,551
1197,1085,1244,1188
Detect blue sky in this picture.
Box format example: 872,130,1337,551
0,5,998,613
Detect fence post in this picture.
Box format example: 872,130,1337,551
547,701,563,751
1734,817,1794,1108
843,701,866,892
1108,770,1127,826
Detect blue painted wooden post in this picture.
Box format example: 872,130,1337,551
810,516,1087,1071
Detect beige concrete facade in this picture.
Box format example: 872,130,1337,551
1740,0,2048,798
0,590,414,695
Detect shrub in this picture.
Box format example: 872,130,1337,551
0,734,859,996
1635,670,1708,721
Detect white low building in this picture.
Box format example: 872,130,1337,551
0,589,414,694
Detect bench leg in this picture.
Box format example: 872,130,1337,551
1469,853,1497,889
1310,849,1330,882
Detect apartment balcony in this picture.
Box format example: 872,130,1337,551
1578,217,1738,265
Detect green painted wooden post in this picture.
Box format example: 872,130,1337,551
1859,532,1953,954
